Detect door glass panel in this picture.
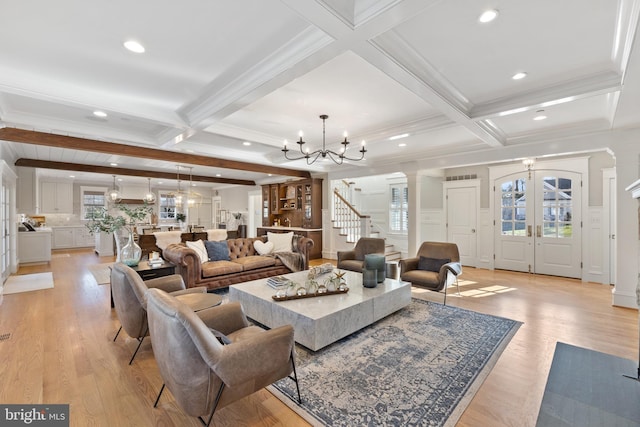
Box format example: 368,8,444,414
540,175,573,239
514,222,526,236
502,221,513,234
500,180,527,236
543,222,556,237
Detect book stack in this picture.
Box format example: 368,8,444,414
149,257,163,266
266,276,289,289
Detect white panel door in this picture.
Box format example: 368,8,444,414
495,174,532,273
447,186,477,266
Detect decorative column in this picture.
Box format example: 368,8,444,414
406,172,421,257
625,178,640,309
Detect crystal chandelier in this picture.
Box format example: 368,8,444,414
282,114,366,165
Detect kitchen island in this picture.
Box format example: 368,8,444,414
256,226,322,259
18,227,52,264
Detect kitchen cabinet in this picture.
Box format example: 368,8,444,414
17,167,37,214
52,226,94,249
262,178,322,229
18,230,52,263
40,181,73,214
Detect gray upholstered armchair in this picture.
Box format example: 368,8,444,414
110,262,206,364
399,242,462,305
146,289,301,426
337,237,385,273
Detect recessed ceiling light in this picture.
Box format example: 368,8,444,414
398,143,407,147
512,72,527,80
243,141,251,146
215,173,221,177
69,175,75,178
158,181,163,185
93,110,107,118
268,174,273,177
123,40,145,53
117,178,123,182
479,9,499,23
389,133,409,141
533,110,547,121
110,162,118,167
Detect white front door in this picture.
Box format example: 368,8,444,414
495,170,582,278
446,186,477,266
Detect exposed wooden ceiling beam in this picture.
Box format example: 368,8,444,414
0,128,311,179
15,159,257,186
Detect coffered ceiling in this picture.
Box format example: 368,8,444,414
0,0,638,187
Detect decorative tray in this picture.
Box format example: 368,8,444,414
272,287,349,301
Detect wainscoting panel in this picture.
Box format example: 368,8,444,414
477,208,492,269
421,209,445,243
585,207,603,283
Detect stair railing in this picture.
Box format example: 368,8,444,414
332,188,369,243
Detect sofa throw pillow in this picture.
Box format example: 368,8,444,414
254,240,274,256
268,232,294,253
186,240,208,263
209,328,232,345
204,240,230,261
418,256,451,272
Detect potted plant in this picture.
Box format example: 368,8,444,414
86,203,152,265
176,212,187,231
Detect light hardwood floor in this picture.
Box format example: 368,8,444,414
1,249,637,426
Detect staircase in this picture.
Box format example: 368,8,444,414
332,181,400,261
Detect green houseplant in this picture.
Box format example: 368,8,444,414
86,203,153,265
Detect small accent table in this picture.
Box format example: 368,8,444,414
131,260,176,280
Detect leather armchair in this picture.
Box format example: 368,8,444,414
337,237,385,273
399,242,462,305
110,262,206,364
146,289,301,426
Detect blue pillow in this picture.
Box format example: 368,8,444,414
204,240,230,261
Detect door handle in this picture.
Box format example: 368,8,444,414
527,225,532,237
471,229,476,233
536,225,542,238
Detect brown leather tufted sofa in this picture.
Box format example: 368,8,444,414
162,236,314,291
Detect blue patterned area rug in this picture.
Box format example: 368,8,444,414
269,298,521,426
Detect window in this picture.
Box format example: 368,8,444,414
159,193,177,220
389,183,408,233
81,188,107,219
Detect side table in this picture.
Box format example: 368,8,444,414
130,260,176,280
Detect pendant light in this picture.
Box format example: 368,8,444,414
175,166,183,208
107,175,121,204
143,177,156,203
187,167,195,207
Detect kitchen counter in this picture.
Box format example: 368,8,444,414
257,226,322,259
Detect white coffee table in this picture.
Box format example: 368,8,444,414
229,269,411,351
